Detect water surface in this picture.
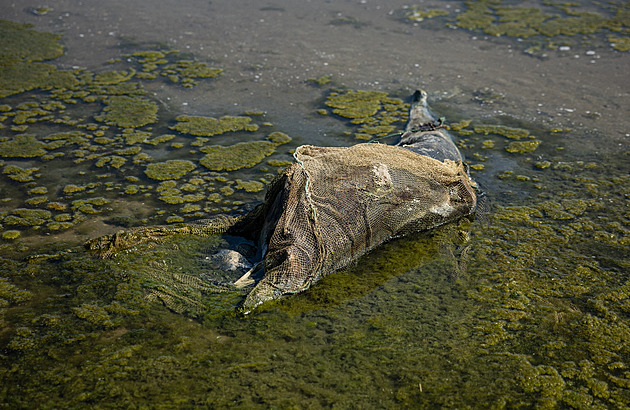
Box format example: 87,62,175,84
0,0,629,407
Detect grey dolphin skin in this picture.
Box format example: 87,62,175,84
396,90,462,162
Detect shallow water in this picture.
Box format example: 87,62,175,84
1,0,629,407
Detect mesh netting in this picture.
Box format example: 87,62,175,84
240,143,477,311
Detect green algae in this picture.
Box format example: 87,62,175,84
325,90,390,119
199,141,277,171
114,146,142,156
43,131,89,147
53,213,72,222
144,160,196,181
323,89,408,140
307,75,332,86
4,208,51,226
0,20,63,64
0,134,47,158
70,197,111,215
451,1,630,52
267,131,291,145
505,139,541,153
406,7,449,22
218,186,234,196
73,303,116,327
0,60,62,99
2,15,628,409
608,35,630,51
167,60,223,83
0,28,228,233
170,115,259,137
454,163,630,406
126,50,222,87
166,215,184,223
0,20,67,98
121,129,152,145
95,96,158,128
191,137,209,147
95,155,126,169
158,189,206,205
180,203,201,214
268,159,293,167
456,1,496,31
62,184,86,195
234,179,264,193
3,165,39,182
199,132,291,172
1,230,20,240
46,202,67,212
93,69,136,85
24,196,48,206
144,134,175,145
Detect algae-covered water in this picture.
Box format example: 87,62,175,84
1,0,629,407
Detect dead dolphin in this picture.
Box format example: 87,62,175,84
396,89,462,162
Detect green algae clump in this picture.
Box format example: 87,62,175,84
166,215,185,223
608,35,630,51
200,141,277,171
72,303,115,327
453,0,630,53
4,208,52,226
505,139,541,153
323,89,408,139
170,115,259,137
2,230,20,240
93,69,136,85
199,132,291,172
95,96,158,128
0,20,63,63
144,160,196,181
406,8,449,22
267,131,291,145
63,184,86,195
0,20,66,98
0,61,58,99
235,179,264,193
3,165,39,182
0,134,47,157
325,90,389,119
456,1,496,30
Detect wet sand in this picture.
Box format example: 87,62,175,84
2,0,628,150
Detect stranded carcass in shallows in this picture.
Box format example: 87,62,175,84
86,90,479,313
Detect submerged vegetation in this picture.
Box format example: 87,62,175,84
171,115,260,136
399,0,630,54
322,89,409,140
1,11,629,409
0,19,294,242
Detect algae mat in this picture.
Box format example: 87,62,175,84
0,6,630,408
